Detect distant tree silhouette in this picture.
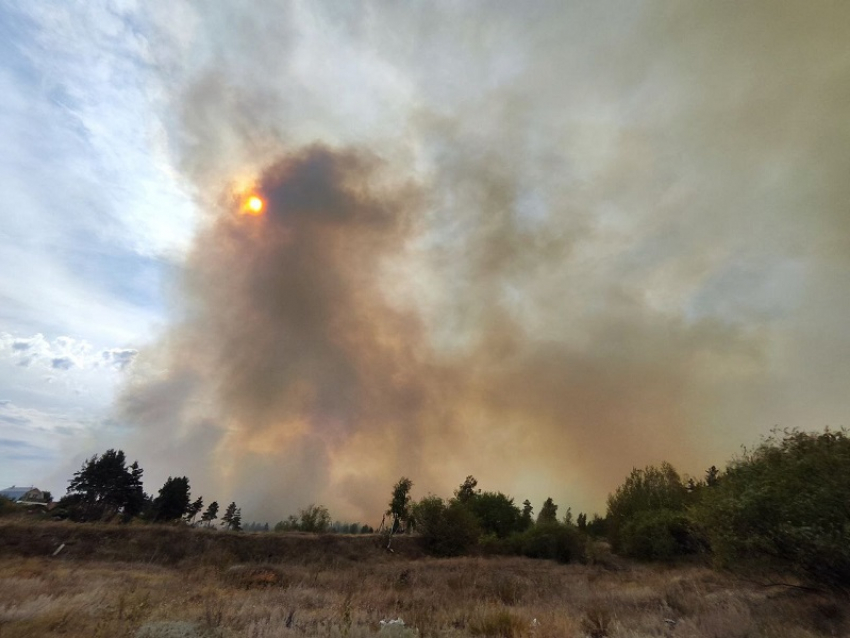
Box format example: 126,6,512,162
200,501,219,527
388,477,413,533
537,497,558,525
298,504,330,533
454,475,480,505
185,496,204,524
63,449,145,521
576,512,587,532
519,499,534,531
154,476,190,522
221,501,242,531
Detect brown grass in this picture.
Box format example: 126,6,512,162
0,520,847,638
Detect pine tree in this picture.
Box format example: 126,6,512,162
185,496,204,524
577,512,588,531
154,476,190,522
200,501,219,527
537,497,558,525
519,499,534,530
64,449,145,521
221,501,241,531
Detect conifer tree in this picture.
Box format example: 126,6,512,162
200,501,219,527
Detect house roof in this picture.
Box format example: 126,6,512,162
0,486,39,501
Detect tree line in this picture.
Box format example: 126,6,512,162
385,428,850,590
16,427,850,590
52,449,243,531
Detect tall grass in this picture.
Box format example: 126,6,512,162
0,521,847,637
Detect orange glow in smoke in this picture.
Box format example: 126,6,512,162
242,195,264,216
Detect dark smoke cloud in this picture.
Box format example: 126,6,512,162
122,1,850,521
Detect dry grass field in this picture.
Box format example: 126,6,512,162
0,521,847,638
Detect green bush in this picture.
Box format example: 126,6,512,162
412,496,480,557
604,461,701,561
0,496,20,517
692,429,850,588
618,509,694,561
466,492,522,539
518,522,585,563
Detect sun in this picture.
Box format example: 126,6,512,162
242,195,264,216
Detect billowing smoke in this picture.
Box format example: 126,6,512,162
120,1,850,521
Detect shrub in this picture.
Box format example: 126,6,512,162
692,429,850,588
469,609,527,637
0,496,20,517
412,496,480,557
618,509,695,561
222,564,287,589
518,522,585,563
466,492,522,539
606,462,691,559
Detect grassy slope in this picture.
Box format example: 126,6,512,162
0,519,847,638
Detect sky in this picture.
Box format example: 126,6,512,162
1,1,849,524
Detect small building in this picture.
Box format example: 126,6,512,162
0,485,46,503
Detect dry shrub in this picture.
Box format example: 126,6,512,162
755,592,849,638
222,564,287,589
663,578,703,617
485,574,528,606
135,620,209,638
689,599,753,638
580,604,612,638
470,609,527,637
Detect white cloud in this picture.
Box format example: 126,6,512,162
0,333,137,373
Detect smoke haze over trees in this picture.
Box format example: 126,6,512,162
82,1,850,526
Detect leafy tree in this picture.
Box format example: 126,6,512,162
619,509,692,560
200,501,219,527
466,491,522,539
360,524,373,534
221,501,242,531
537,497,558,525
154,476,191,522
299,504,330,533
388,477,413,533
563,507,573,526
606,462,692,559
692,429,850,588
412,495,480,557
63,449,145,521
454,475,480,504
274,515,300,532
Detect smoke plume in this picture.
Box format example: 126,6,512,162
121,1,850,521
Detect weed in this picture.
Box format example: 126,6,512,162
580,604,612,638
469,609,527,637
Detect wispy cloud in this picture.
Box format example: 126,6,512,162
0,333,137,373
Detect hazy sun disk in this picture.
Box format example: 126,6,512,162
242,195,264,215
